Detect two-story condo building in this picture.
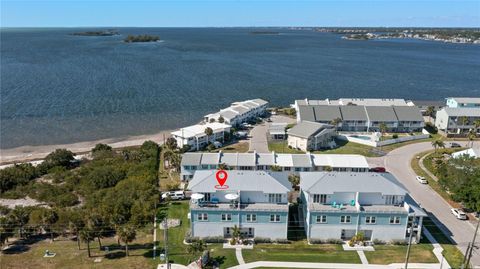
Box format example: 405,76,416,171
287,121,336,151
180,152,370,181
300,172,426,243
188,170,291,239
445,97,480,108
171,122,231,151
204,99,268,126
435,108,480,135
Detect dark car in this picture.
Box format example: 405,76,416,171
369,167,386,173
450,142,461,148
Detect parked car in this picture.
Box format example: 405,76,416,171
266,118,272,122
450,142,461,148
162,191,185,200
451,208,467,220
369,167,386,173
416,176,428,184
213,141,223,148
235,131,248,138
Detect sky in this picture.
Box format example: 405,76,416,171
1,0,479,27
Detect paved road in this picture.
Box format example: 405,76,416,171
379,140,480,267
248,115,296,153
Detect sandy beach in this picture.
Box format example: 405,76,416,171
0,129,173,165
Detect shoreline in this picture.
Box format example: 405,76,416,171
0,129,173,165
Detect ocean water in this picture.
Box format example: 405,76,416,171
1,28,479,149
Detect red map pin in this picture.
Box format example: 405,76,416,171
216,170,228,186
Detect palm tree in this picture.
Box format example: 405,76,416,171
474,119,480,133
431,139,445,153
117,225,136,256
425,106,435,120
330,117,342,131
218,116,225,123
187,239,207,258
379,123,388,140
457,116,469,133
79,228,94,257
8,206,29,238
204,127,213,145
467,129,476,147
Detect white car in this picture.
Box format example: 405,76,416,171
416,176,428,184
451,208,467,220
162,191,185,200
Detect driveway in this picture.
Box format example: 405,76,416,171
248,115,296,153
373,140,479,266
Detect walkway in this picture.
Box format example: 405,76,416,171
418,152,440,181
423,228,451,269
357,251,369,265
228,261,445,269
235,248,245,265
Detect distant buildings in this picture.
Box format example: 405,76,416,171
180,152,369,180
269,123,288,140
407,100,444,116
188,170,291,239
446,97,480,108
294,98,424,133
287,121,336,151
452,147,480,159
435,108,480,135
171,122,231,151
300,172,426,242
204,99,268,126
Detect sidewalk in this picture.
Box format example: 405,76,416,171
228,261,446,269
418,152,439,181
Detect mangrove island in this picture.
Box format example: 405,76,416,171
124,34,160,43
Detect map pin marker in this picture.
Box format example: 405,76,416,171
216,170,228,186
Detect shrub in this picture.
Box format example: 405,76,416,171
274,239,291,244
309,238,325,244
230,238,237,245
203,236,225,243
390,239,408,245
185,236,200,243
254,237,271,244
372,239,386,245
326,238,344,244
392,134,399,139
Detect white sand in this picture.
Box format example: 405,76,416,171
0,129,173,165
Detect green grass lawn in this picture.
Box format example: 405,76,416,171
212,141,250,153
422,218,464,268
268,141,304,154
364,243,437,264
269,139,381,157
243,241,361,264
156,201,237,268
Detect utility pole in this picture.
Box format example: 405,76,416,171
404,214,416,269
464,218,480,269
461,243,471,269
153,202,157,260
164,218,169,269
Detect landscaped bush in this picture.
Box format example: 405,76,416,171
274,239,291,244
326,238,344,244
390,239,408,245
254,237,271,244
309,238,325,244
372,239,386,245
203,236,225,243
392,134,399,139
185,236,200,243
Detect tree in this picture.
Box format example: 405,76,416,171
29,208,58,241
474,119,480,133
330,117,342,131
204,127,213,144
270,165,282,172
467,129,476,147
431,139,445,153
425,106,435,119
117,225,136,256
188,239,207,257
165,137,178,150
218,116,225,123
209,118,215,123
288,174,300,188
8,206,30,238
458,116,469,133
42,149,75,170
79,227,94,257
91,143,113,159
218,163,229,170
86,213,106,249
379,122,388,139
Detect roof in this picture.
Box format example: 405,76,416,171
340,106,368,121
275,154,294,167
300,172,408,195
411,100,445,107
291,154,312,167
237,153,256,166
269,123,287,135
220,153,238,166
171,122,231,138
393,106,424,122
325,154,370,168
440,107,480,117
200,153,220,165
298,106,316,122
287,121,333,139
181,153,202,166
404,195,428,217
365,106,398,121
312,105,342,122
219,110,238,120
452,148,480,158
231,105,249,114
251,98,268,106
339,98,407,106
449,97,480,104
187,170,291,193
257,153,275,165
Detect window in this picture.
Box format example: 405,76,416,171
221,213,232,221
365,216,376,224
390,216,401,224
284,167,291,171
294,167,301,172
268,194,282,203
340,215,351,223
270,214,280,222
316,215,327,223
313,194,327,204
246,214,257,222
201,165,208,169
197,213,208,221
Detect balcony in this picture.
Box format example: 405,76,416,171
190,201,288,212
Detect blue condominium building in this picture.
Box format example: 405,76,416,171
188,170,291,239
300,172,426,243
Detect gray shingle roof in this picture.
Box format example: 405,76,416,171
257,153,275,165
287,121,334,139
312,105,342,122
393,106,424,122
181,153,202,166
298,106,316,122
237,153,256,166
187,170,291,193
365,106,398,121
200,153,220,165
300,172,408,195
291,154,312,167
340,106,368,121
450,97,480,104
219,153,238,167
442,107,480,117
